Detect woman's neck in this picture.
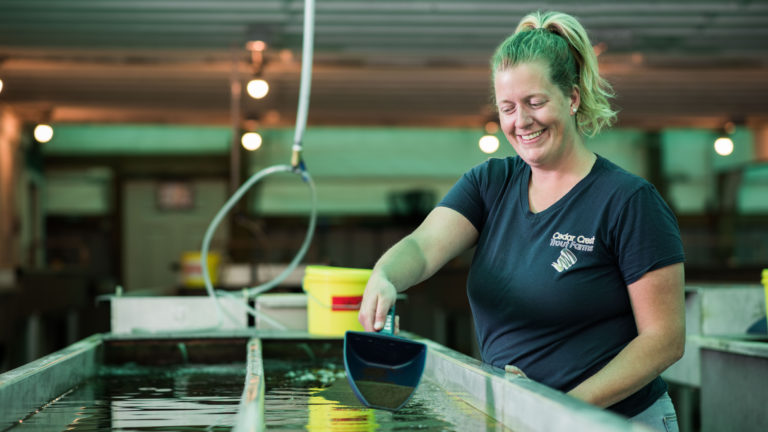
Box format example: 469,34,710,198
530,142,595,185
527,144,596,213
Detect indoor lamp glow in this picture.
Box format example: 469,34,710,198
34,124,54,143
247,79,269,99
714,136,734,156
241,132,262,151
478,135,500,154
0,78,4,94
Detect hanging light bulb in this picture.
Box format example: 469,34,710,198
0,78,4,94
241,131,262,151
246,40,267,52
478,135,499,154
34,124,54,143
714,136,733,156
247,78,269,99
714,120,736,156
245,39,269,99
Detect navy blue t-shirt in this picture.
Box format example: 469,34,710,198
438,155,685,417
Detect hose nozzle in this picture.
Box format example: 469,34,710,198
291,144,303,171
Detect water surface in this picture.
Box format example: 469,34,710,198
9,346,511,431
264,359,511,431
9,363,244,431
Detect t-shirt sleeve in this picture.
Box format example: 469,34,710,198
437,162,489,232
613,184,686,285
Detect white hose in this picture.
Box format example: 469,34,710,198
293,0,315,153
196,0,318,332
199,166,316,331
229,170,316,299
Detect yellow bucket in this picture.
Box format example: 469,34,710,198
762,269,768,325
180,251,221,288
303,265,371,336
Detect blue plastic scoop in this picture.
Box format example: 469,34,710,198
343,306,427,411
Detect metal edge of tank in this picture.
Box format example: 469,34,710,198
0,333,104,429
412,335,655,432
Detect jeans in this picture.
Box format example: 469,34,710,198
629,392,679,432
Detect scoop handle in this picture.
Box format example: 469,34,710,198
382,305,396,335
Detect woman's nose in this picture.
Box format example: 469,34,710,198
514,107,533,129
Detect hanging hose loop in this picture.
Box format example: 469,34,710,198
200,165,318,329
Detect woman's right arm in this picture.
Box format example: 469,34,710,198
358,206,478,331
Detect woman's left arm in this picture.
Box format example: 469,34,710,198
566,262,685,408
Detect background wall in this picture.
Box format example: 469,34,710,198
1,119,766,374
30,123,768,278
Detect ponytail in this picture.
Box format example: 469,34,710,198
492,11,617,136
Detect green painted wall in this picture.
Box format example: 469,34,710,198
662,127,754,214
740,163,768,213
35,123,765,216
248,127,652,215
585,129,648,177
248,127,514,215
252,127,513,176
45,168,112,215
41,124,231,155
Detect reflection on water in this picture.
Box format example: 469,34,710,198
265,360,511,431
10,363,244,431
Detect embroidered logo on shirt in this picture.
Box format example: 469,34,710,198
551,248,577,272
549,232,595,252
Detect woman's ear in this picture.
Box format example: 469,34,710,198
570,85,581,114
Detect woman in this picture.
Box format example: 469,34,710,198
358,10,685,432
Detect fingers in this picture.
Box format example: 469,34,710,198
358,292,378,331
394,315,400,335
373,299,391,331
358,275,397,332
358,288,391,332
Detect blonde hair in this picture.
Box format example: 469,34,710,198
492,11,617,136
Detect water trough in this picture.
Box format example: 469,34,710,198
0,325,651,431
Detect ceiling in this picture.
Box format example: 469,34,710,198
1,0,767,131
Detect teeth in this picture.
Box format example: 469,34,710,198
522,130,543,140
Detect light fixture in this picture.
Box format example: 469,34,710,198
246,40,267,52
246,78,269,99
714,120,736,157
479,135,499,154
34,123,54,143
714,136,733,156
246,40,269,99
241,131,262,151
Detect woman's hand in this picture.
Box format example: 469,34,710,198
358,273,398,332
357,207,478,333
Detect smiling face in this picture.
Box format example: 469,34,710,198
494,60,580,169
